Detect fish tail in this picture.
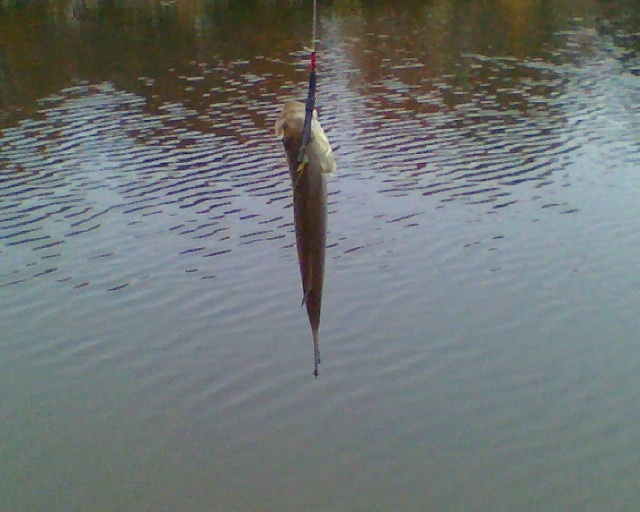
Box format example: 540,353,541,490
313,328,321,377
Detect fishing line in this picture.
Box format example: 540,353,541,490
297,0,318,165
312,0,317,53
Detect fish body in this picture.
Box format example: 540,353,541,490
275,101,335,376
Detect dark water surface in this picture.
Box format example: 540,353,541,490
2,1,640,510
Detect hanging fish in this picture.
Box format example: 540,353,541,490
275,101,336,377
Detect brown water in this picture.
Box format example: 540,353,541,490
1,1,640,510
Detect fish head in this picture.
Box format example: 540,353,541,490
275,101,336,175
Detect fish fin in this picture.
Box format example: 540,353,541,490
300,266,313,306
292,159,307,191
300,285,311,307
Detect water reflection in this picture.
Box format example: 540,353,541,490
0,0,638,283
0,1,638,284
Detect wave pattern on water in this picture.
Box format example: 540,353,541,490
2,19,639,289
0,82,296,290
318,19,639,210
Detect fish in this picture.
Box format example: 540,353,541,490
275,101,336,377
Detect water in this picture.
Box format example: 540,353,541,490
1,1,639,510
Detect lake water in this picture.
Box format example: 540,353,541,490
1,1,639,510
